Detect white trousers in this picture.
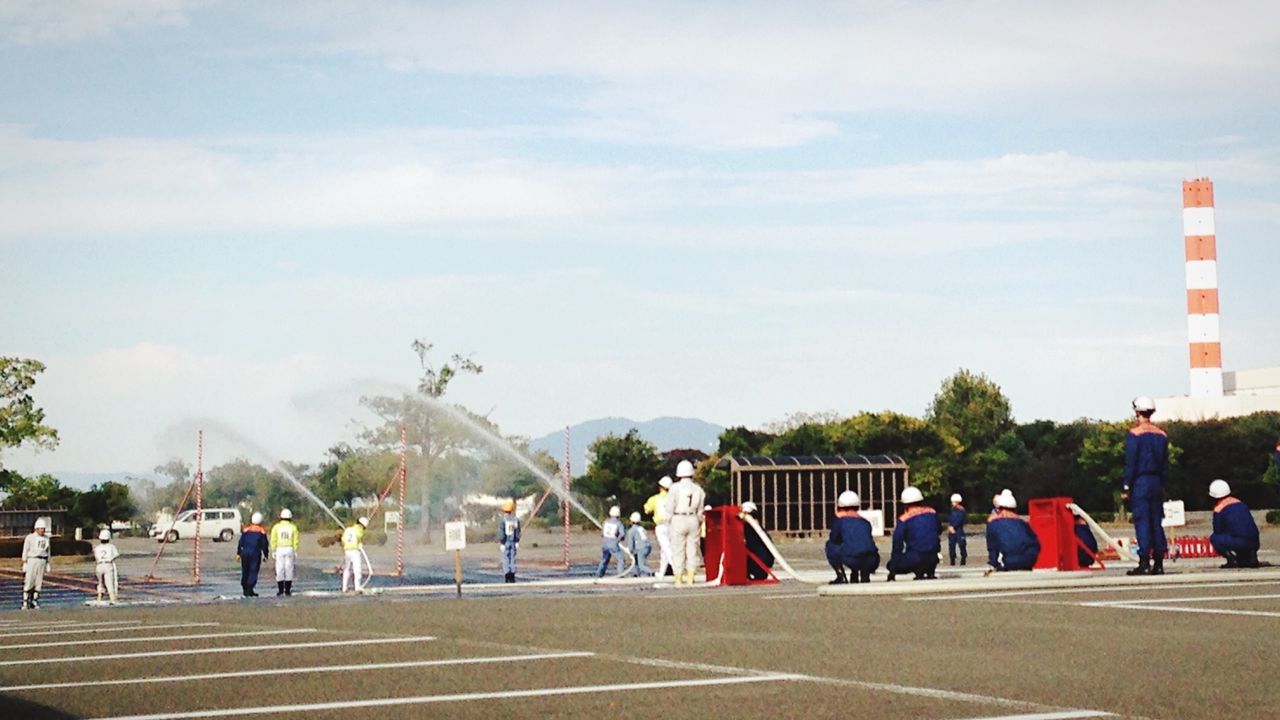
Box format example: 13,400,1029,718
342,549,363,591
275,549,296,582
668,515,701,578
655,524,673,575
23,559,46,593
96,562,118,601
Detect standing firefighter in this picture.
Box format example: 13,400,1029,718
21,518,51,609
341,517,368,593
597,506,626,577
497,499,520,583
237,512,269,598
270,508,300,597
947,493,967,566
1124,396,1169,576
667,460,706,585
643,476,674,577
94,529,121,603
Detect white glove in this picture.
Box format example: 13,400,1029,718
497,544,504,552
515,543,519,549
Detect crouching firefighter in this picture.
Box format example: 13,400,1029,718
985,490,1041,573
825,491,880,584
886,486,941,581
1208,480,1260,569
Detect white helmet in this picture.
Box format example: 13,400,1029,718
837,490,860,508
629,511,642,523
280,508,292,520
1208,479,1231,499
950,493,962,504
1132,396,1156,413
33,518,47,531
99,529,111,541
901,486,924,504
658,476,673,489
250,512,264,525
741,501,758,514
358,516,369,527
996,490,1017,509
676,460,695,478
609,505,621,518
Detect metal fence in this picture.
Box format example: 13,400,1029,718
717,455,909,537
0,508,67,538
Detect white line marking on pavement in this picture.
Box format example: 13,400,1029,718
949,711,1115,720
0,620,142,630
0,651,595,693
1080,603,1280,618
1082,593,1280,606
0,622,218,639
910,580,1280,602
87,674,804,720
0,634,437,666
0,627,314,651
760,593,818,600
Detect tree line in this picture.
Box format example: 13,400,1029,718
3,353,1278,537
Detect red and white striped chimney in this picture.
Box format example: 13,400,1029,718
1183,177,1223,397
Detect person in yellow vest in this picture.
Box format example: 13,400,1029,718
341,516,368,593
271,508,300,597
643,476,674,577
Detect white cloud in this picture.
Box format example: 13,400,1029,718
0,0,203,45
263,1,1280,148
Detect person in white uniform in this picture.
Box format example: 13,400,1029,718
667,460,706,585
21,518,51,609
94,529,121,603
270,508,300,596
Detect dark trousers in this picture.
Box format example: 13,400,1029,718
241,558,262,594
887,551,937,577
1131,477,1167,561
948,532,967,563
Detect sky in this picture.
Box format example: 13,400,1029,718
2,1,1279,475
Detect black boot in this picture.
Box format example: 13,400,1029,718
505,572,514,583
1150,557,1164,576
861,570,872,583
829,569,848,585
1219,551,1238,569
1239,551,1260,569
277,582,285,596
1126,559,1150,576
849,569,861,584
886,571,896,582
285,581,293,595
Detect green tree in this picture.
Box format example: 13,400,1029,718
0,357,59,466
578,429,665,514
361,340,483,539
925,369,1019,503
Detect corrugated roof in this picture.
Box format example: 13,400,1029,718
715,454,907,469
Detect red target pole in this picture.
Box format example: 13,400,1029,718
562,426,571,570
396,425,407,577
193,429,203,585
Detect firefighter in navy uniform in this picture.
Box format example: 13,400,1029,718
1208,479,1260,568
984,490,1041,573
237,512,269,597
1123,396,1169,576
825,491,880,584
947,493,967,566
886,486,941,581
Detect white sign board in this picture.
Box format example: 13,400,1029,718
444,521,467,551
860,509,886,537
383,511,401,530
1161,500,1186,528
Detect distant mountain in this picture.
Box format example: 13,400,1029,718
527,416,725,475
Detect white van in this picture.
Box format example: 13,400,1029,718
150,508,242,543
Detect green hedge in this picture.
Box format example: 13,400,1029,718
0,538,93,558
1266,510,1280,526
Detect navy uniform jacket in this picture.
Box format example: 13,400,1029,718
1124,423,1168,492
890,506,941,561
986,511,1040,568
827,511,878,561
948,507,966,533
237,525,268,563
1213,497,1260,549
